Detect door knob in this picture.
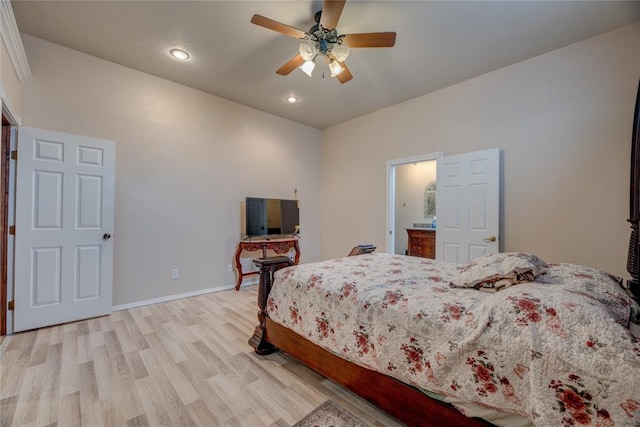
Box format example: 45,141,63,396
103,233,112,241
483,236,497,242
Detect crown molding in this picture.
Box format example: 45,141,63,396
0,0,31,83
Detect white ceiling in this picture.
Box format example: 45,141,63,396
11,1,640,129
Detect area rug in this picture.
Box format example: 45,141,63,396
293,400,370,427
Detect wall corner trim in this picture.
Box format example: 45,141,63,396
0,89,22,125
0,0,31,83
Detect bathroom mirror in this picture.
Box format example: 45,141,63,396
424,181,436,218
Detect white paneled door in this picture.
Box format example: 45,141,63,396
14,127,115,332
436,148,500,263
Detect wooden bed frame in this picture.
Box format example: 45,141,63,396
249,80,640,426
263,316,492,426
249,256,494,426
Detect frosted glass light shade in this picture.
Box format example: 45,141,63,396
328,60,344,77
299,41,317,61
299,60,315,77
332,43,350,62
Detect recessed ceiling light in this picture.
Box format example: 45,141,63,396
287,95,299,103
169,48,190,60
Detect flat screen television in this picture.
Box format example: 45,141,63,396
245,197,300,237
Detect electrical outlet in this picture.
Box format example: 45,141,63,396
227,264,232,272
171,269,179,280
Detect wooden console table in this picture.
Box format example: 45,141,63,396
234,237,300,290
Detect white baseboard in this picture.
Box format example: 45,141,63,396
112,278,258,311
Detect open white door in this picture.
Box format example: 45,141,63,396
14,127,115,332
436,148,500,263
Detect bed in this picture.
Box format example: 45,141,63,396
249,81,640,427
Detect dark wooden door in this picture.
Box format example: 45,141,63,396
1,115,10,336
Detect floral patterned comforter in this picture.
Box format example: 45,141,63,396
266,253,640,426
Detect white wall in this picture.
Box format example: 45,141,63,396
322,23,640,278
19,35,323,306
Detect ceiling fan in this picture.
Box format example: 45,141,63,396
251,0,396,84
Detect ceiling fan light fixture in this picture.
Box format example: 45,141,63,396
332,42,350,62
251,3,397,84
299,40,318,61
299,60,316,77
328,59,344,77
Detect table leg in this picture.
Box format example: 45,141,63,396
234,245,243,291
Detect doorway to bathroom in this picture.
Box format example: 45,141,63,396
386,152,441,256
387,148,501,262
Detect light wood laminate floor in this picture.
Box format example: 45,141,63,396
0,286,404,427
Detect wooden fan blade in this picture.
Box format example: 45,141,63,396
336,61,353,84
276,54,305,75
343,32,396,48
319,0,346,30
251,14,307,39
